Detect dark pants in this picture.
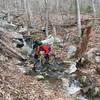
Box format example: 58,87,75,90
44,54,49,64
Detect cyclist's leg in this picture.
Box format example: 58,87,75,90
32,54,39,71
33,58,43,73
44,54,49,64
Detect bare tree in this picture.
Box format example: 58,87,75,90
75,0,82,37
91,0,96,26
44,0,49,37
23,0,33,28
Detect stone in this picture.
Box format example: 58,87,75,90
92,87,100,96
67,80,81,95
80,76,87,83
67,45,77,58
77,96,88,100
64,63,77,74
41,35,62,45
79,75,90,87
36,75,44,80
95,56,100,64
87,87,100,97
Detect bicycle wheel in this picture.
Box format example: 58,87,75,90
33,60,43,74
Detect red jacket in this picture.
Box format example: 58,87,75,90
35,45,50,55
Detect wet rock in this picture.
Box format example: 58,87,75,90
67,80,81,95
64,63,77,74
67,45,77,58
47,71,63,79
77,96,88,100
49,64,64,72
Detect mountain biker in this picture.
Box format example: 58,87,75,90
35,44,50,63
31,41,51,71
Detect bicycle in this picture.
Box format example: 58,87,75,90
33,52,56,74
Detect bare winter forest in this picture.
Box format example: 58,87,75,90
0,0,100,100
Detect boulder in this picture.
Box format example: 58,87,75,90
9,32,23,39
67,80,81,95
64,63,77,74
41,35,62,45
67,45,77,58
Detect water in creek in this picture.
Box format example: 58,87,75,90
18,60,87,100
35,62,88,99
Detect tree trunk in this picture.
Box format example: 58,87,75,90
75,26,92,58
23,0,28,24
91,0,96,26
44,0,49,37
23,0,33,28
27,0,33,28
75,0,82,37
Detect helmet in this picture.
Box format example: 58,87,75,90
33,41,42,49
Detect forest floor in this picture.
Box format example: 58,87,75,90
0,15,100,100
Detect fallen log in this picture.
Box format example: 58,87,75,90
0,39,25,60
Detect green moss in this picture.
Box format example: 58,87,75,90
31,34,44,40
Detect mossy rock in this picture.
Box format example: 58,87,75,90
36,75,45,80
87,87,100,98
79,75,90,87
